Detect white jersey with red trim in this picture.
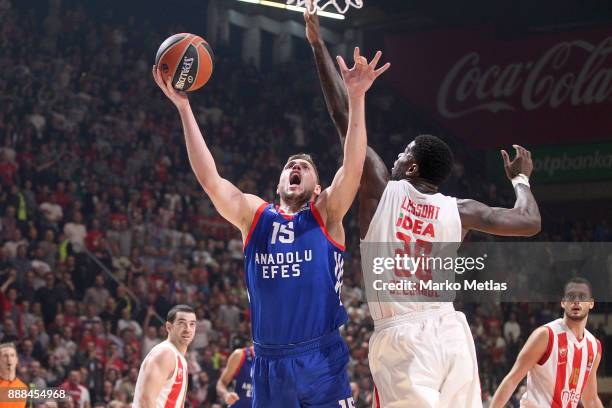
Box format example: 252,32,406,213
361,179,463,320
521,318,601,408
133,340,188,408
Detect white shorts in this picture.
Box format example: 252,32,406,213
369,306,482,408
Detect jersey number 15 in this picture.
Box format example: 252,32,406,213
271,221,294,244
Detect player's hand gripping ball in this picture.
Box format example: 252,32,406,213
155,33,214,92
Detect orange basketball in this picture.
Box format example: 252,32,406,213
155,33,214,92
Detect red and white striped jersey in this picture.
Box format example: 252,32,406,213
361,180,463,320
133,340,188,408
521,318,601,408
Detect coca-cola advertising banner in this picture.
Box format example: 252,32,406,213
384,26,612,148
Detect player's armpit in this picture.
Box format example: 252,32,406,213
137,349,175,408
457,197,541,237
490,327,550,408
581,352,604,408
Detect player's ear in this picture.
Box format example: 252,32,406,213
165,321,172,334
406,163,418,177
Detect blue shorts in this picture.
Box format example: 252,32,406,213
252,331,353,408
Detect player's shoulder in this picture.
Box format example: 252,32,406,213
0,378,28,388
229,348,246,361
532,325,552,340
145,343,176,369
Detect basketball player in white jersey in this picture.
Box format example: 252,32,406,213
491,278,603,408
305,12,541,408
133,305,196,408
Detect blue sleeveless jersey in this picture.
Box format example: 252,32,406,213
230,347,254,408
244,202,348,346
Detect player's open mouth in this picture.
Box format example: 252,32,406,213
290,173,301,186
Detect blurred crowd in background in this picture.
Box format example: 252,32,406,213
0,0,611,407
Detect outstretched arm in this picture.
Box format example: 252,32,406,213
305,12,389,215
458,145,541,236
317,48,389,230
490,327,550,408
152,67,264,239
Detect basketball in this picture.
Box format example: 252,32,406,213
155,33,214,92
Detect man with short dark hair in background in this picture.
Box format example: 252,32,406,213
491,277,603,408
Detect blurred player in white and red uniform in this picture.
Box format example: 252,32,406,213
133,305,196,408
491,278,603,408
305,11,541,408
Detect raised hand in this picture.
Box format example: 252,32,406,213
336,47,390,99
152,65,190,110
501,145,534,179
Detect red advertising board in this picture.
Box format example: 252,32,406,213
384,26,612,148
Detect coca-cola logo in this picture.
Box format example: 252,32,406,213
437,37,612,119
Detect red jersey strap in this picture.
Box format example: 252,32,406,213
537,326,554,365
551,332,568,408
243,203,269,250
309,202,345,251
597,338,602,356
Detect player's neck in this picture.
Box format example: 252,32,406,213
407,178,438,194
563,315,587,340
169,338,188,355
0,370,16,382
279,200,309,215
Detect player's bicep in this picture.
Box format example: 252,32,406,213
510,327,551,379
219,349,244,385
206,179,264,232
458,199,533,236
139,350,175,399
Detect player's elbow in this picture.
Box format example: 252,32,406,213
523,215,541,236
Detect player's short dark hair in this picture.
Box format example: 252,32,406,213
166,305,196,323
286,153,319,183
412,135,454,185
563,277,593,298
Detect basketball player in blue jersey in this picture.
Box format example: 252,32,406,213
153,48,389,407
306,11,541,408
217,345,255,407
